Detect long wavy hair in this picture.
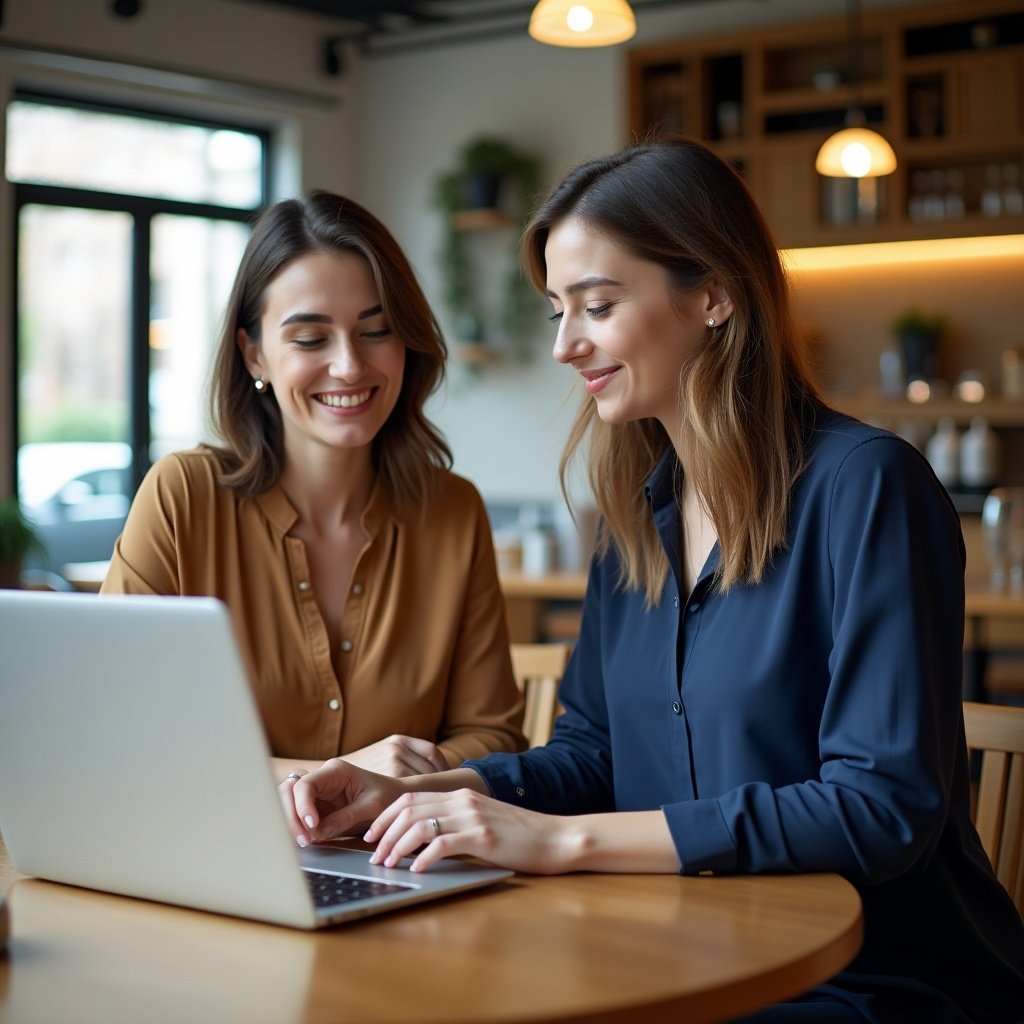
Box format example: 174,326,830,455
522,138,821,603
208,191,451,515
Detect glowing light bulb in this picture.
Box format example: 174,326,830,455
840,141,872,177
566,5,594,32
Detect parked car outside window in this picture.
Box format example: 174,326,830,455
18,442,132,574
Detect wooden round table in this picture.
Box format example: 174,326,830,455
1,838,862,1024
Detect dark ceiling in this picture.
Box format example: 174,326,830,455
233,0,746,56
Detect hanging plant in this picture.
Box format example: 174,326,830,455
431,136,541,361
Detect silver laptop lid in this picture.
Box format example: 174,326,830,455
0,591,322,927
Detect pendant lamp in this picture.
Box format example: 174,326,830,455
815,0,896,178
529,0,637,48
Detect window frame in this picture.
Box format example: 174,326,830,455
8,90,270,500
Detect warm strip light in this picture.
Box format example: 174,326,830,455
815,126,897,178
783,235,1024,271
529,0,637,47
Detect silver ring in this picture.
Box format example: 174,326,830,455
427,816,441,838
285,772,305,782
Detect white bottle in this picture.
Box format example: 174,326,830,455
519,505,556,576
960,417,1000,489
926,417,960,488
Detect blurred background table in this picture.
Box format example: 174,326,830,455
500,571,586,644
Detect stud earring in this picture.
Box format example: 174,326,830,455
706,317,716,328
253,376,266,392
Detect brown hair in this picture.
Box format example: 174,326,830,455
208,191,451,514
522,138,820,603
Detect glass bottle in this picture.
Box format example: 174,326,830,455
981,164,1003,217
943,168,965,219
1002,162,1023,217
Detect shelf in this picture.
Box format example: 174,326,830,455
759,84,888,115
452,341,502,366
452,208,515,231
830,393,1024,427
626,0,1024,249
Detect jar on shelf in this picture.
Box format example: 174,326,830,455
1002,163,1023,217
960,417,1000,490
925,417,960,488
981,164,1003,217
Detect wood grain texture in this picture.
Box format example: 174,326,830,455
0,836,862,1024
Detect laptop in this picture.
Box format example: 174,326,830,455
0,590,513,929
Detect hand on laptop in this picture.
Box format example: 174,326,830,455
280,759,406,846
280,760,491,858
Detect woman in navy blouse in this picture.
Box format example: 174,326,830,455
283,139,1024,1022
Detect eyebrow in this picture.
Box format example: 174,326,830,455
279,305,383,327
545,276,623,299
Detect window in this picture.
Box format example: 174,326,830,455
7,94,267,572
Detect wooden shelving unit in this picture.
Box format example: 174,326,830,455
830,393,1024,428
626,0,1024,249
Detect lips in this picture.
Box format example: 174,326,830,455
579,366,621,394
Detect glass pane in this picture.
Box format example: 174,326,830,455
17,205,133,571
6,101,263,209
149,215,250,460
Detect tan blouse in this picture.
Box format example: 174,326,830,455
101,449,526,764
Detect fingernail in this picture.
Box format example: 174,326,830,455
296,834,308,848
363,829,374,841
304,815,315,828
385,856,396,867
368,851,380,864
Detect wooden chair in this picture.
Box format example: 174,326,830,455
963,700,1024,915
510,643,572,748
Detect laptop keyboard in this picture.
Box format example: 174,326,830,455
303,869,412,908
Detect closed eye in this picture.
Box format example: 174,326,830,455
547,311,563,323
361,327,393,339
587,302,614,319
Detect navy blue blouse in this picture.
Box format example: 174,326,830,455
469,406,1024,1022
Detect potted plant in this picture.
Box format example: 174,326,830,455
432,136,541,359
891,307,948,382
0,496,45,589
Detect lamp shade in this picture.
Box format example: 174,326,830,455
529,0,637,48
815,126,897,178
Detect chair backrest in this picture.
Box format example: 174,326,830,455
963,700,1024,914
510,643,572,748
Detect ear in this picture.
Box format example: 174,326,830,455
237,328,264,381
704,280,734,327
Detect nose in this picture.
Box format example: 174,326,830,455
328,337,366,382
552,316,592,366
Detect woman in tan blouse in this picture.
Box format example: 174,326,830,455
102,192,526,777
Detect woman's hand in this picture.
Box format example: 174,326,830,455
365,789,577,875
341,735,450,778
278,758,406,846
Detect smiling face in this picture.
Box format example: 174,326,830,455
238,250,406,463
544,217,727,432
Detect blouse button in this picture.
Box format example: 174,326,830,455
297,580,311,592
516,786,525,797
673,596,679,608
671,701,682,715
689,602,700,614
352,583,364,596
328,698,340,711
340,640,353,653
